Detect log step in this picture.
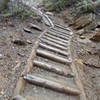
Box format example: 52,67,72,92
48,29,70,38
49,27,72,36
33,60,74,77
50,28,71,36
23,74,80,95
45,33,69,44
40,38,68,51
42,36,69,47
36,49,72,64
47,30,70,40
48,31,71,40
39,42,69,56
54,24,70,31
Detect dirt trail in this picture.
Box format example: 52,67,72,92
0,18,45,100
0,1,100,99
13,22,84,100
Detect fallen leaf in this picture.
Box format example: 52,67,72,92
75,59,84,65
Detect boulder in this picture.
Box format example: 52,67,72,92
72,13,96,30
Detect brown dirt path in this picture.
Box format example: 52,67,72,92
0,17,45,100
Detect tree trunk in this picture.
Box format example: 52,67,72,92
0,0,10,12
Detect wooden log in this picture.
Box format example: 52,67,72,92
40,38,68,51
50,27,71,36
29,23,42,31
49,28,73,39
23,30,48,73
55,23,69,29
26,30,47,61
48,29,69,37
13,31,47,99
36,49,72,64
54,24,71,32
42,36,68,47
23,28,32,33
45,33,69,43
33,60,74,77
47,30,70,40
13,95,26,100
23,74,80,95
14,78,26,97
39,43,69,56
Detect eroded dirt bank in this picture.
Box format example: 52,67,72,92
71,31,100,100
0,5,100,99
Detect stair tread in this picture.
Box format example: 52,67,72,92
36,48,72,64
33,59,74,77
23,74,80,95
47,30,70,40
42,36,69,47
40,38,68,50
54,24,72,33
39,42,70,57
50,27,72,36
45,32,69,43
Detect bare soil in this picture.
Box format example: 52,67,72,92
71,31,100,100
0,10,100,100
0,17,45,100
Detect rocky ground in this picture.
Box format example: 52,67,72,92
0,0,100,100
58,8,100,99
71,31,100,100
71,17,100,99
0,17,46,100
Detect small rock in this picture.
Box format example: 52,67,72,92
84,57,100,68
3,27,6,30
0,54,3,57
46,12,53,16
77,38,91,44
26,40,32,44
17,53,25,57
95,28,100,32
23,28,32,33
7,22,15,27
29,23,42,31
79,35,86,39
0,54,3,59
12,38,26,46
77,29,85,35
1,90,4,95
